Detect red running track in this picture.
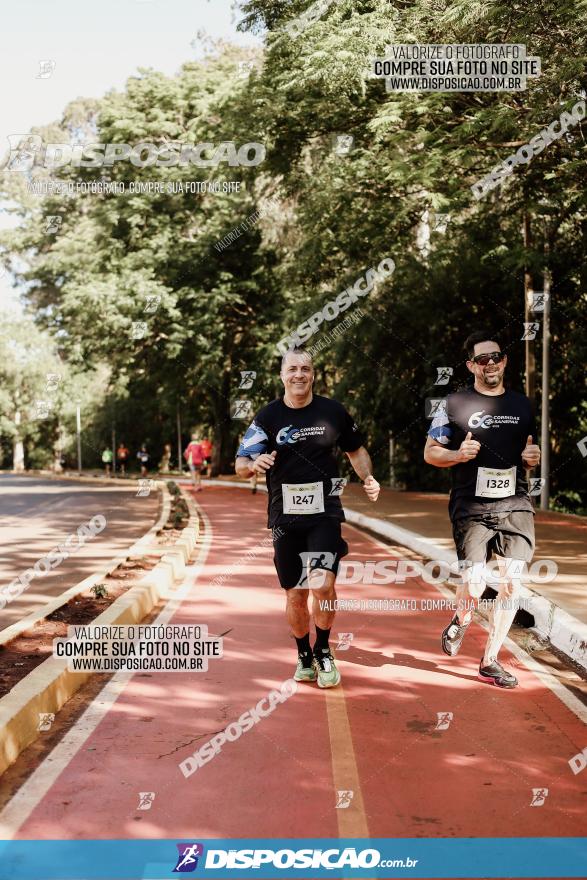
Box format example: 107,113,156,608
1,485,586,848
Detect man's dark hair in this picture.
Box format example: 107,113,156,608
464,331,503,360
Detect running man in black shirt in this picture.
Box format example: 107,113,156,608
235,348,380,688
424,331,541,688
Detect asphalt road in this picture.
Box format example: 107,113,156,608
0,475,159,633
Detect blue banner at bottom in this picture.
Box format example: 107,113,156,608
0,838,585,879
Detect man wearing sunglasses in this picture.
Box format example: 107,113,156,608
424,331,540,688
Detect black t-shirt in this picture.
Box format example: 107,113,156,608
427,386,536,522
237,394,364,528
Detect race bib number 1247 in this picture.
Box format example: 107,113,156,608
282,482,325,514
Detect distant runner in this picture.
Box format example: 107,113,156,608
137,445,150,477
159,442,172,473
424,331,541,688
117,442,129,477
184,434,204,492
101,447,113,477
235,348,380,688
201,437,213,477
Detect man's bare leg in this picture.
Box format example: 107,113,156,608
309,569,340,687
310,569,336,630
286,588,316,683
455,561,486,624
482,557,523,666
285,568,336,635
442,560,485,656
286,588,310,637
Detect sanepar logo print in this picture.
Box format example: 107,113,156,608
173,843,204,872
276,425,327,444
468,410,494,429
467,410,521,429
277,425,302,445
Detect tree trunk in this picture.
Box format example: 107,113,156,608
13,410,25,472
53,425,63,473
523,212,536,402
211,365,236,476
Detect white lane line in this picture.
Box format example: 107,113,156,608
342,521,587,724
0,500,212,839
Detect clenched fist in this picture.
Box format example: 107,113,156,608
363,475,380,502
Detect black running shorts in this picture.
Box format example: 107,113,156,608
452,510,535,565
272,517,349,590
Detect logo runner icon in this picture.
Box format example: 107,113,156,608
530,788,549,807
173,843,204,872
329,477,347,496
295,551,336,588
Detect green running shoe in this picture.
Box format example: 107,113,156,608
313,649,341,689
294,654,317,682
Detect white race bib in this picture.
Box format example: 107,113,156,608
475,466,517,499
282,482,325,515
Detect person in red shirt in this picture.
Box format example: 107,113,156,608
200,437,213,477
117,443,129,477
184,434,204,491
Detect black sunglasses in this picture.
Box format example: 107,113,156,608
472,351,505,366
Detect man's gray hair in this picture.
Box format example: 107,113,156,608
280,347,314,371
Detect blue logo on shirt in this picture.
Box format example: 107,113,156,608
276,425,302,445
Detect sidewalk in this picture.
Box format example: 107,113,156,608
341,486,587,626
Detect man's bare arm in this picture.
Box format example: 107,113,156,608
346,446,380,501
345,446,373,480
424,433,480,467
235,456,255,478
235,451,277,478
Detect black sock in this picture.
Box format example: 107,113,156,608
314,625,331,654
295,633,312,665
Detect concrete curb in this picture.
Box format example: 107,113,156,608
343,508,587,671
21,470,184,483
0,485,199,776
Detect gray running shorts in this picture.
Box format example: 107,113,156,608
452,510,535,564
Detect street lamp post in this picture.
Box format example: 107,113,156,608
523,212,536,402
76,404,82,474
176,404,182,475
389,433,397,489
540,264,552,511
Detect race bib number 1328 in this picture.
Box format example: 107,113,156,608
475,466,516,499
